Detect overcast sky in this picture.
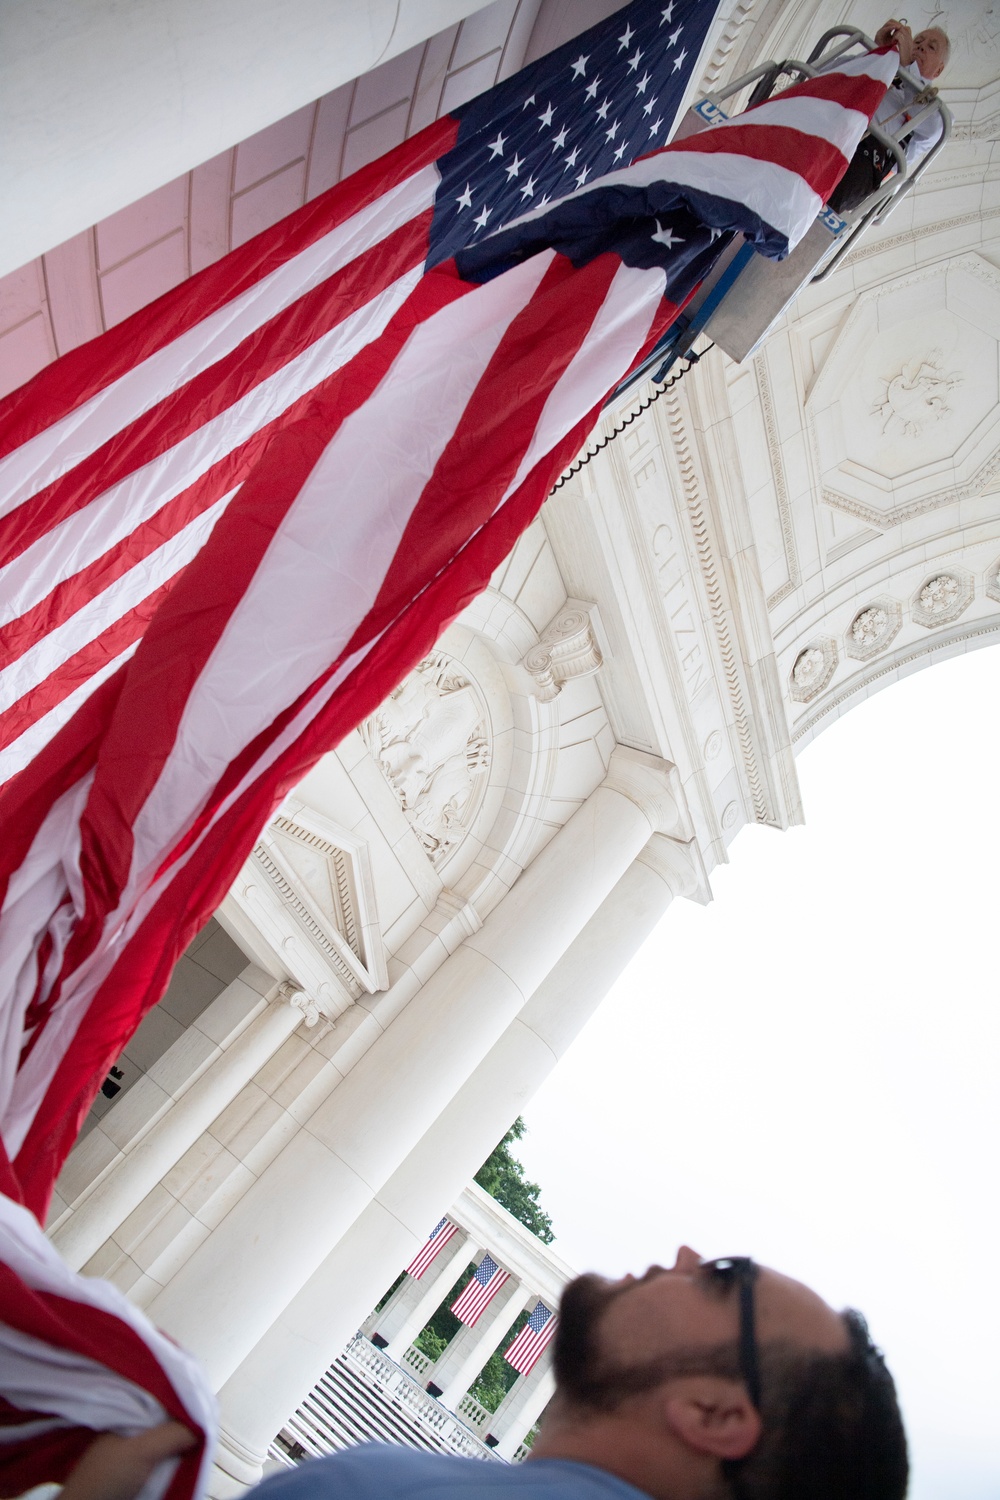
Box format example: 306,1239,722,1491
519,643,1000,1500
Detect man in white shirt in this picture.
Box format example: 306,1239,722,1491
828,19,949,213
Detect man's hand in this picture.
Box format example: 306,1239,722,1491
875,19,914,64
61,1422,198,1500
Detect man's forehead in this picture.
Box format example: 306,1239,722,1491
599,1261,850,1356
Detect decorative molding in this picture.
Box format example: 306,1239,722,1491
845,597,903,662
703,730,723,761
720,800,740,830
362,651,492,868
522,600,603,701
240,806,388,1013
791,620,1000,743
755,356,800,611
789,638,838,703
911,568,975,629
662,391,771,825
250,832,377,999
841,206,1000,269
821,445,1000,530
952,111,1000,141
986,557,1000,604
695,0,757,93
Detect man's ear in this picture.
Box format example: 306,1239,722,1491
661,1377,762,1461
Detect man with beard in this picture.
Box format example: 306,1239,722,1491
60,1246,908,1500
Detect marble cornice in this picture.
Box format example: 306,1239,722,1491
790,615,1000,746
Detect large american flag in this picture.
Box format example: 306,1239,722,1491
405,1216,460,1279
451,1253,510,1327
504,1299,558,1376
0,3,898,1491
0,0,720,786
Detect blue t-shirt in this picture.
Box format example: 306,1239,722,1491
254,1446,652,1500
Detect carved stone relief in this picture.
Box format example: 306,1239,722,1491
789,638,838,703
845,597,903,662
872,356,962,439
522,601,603,702
911,569,975,628
987,557,1000,605
805,257,1000,528
362,652,491,867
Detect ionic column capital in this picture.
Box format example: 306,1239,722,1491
277,980,328,1030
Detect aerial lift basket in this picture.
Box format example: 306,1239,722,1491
613,28,951,399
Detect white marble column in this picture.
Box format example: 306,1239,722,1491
488,1360,556,1460
380,1235,479,1360
210,827,702,1490
1,0,497,275
52,984,307,1271
429,1274,530,1412
146,750,685,1396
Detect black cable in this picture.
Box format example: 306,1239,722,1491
549,343,714,492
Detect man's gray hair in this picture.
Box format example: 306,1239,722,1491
923,25,951,67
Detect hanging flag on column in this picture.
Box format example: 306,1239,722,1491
0,9,900,1495
451,1255,511,1327
504,1300,559,1376
405,1217,459,1279
0,0,722,784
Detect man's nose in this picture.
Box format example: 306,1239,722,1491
673,1244,703,1273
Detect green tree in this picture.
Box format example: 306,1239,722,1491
474,1117,554,1244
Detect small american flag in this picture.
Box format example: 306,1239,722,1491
451,1253,510,1327
504,1300,558,1375
405,1217,459,1279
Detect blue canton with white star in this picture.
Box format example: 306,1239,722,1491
427,0,719,269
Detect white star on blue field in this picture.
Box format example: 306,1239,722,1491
428,0,717,267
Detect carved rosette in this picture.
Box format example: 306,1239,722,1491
845,597,903,662
986,558,1000,606
789,638,838,703
523,600,603,702
362,651,492,867
911,569,974,629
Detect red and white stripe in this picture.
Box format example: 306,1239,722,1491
0,238,670,1500
405,1219,459,1279
0,1189,215,1499
0,248,672,1200
504,1307,559,1376
451,1263,511,1327
0,125,454,779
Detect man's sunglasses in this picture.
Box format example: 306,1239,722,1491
701,1256,762,1410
